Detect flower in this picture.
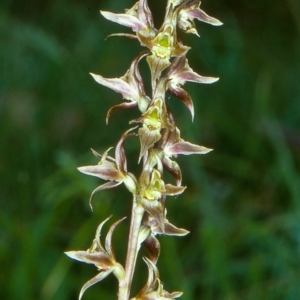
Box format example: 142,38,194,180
137,168,186,232
145,2,190,86
141,210,189,263
178,0,223,36
100,0,156,47
144,210,189,237
131,257,183,299
161,126,212,157
100,1,188,86
65,216,126,300
78,128,137,208
139,169,185,201
159,126,212,185
90,52,150,122
165,55,219,120
130,97,171,161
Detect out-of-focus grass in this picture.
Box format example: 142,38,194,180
1,0,300,299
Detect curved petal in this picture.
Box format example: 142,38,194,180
168,86,194,120
100,11,145,31
143,256,157,291
106,33,138,39
165,141,212,156
180,71,219,84
162,156,182,186
167,56,218,86
163,290,183,298
94,216,112,249
91,148,102,159
105,217,126,259
78,165,124,181
164,222,189,236
164,184,186,196
90,147,115,163
106,101,137,124
138,0,154,29
89,181,123,209
90,73,136,100
79,269,113,300
65,251,114,268
130,51,149,94
115,127,137,173
189,7,223,26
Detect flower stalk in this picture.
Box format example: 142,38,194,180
123,199,145,300
65,1,222,299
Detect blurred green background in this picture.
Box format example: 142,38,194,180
1,0,300,299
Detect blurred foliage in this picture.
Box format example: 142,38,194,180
1,0,300,299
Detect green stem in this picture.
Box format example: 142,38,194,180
118,197,144,300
